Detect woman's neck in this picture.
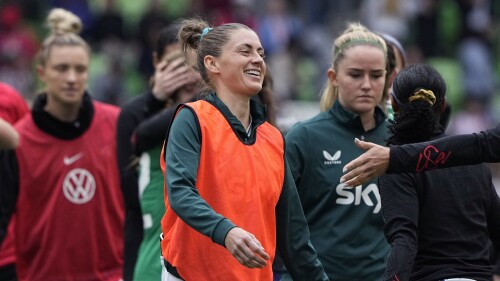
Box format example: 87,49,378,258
359,110,376,132
217,91,251,128
44,99,82,122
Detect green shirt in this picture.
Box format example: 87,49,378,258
284,100,390,281
133,145,165,281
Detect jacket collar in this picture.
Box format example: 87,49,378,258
204,92,268,143
32,92,94,140
328,99,387,131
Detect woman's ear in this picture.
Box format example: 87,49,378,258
327,68,338,87
37,65,46,83
204,55,220,74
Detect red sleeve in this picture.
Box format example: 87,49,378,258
0,83,29,124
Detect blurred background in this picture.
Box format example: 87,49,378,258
2,0,500,186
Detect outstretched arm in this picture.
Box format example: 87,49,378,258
342,125,500,186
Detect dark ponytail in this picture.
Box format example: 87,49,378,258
387,64,446,145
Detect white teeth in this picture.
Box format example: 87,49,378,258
244,70,260,76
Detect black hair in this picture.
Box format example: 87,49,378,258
379,33,406,67
155,22,181,59
381,37,396,108
387,64,446,145
385,39,397,76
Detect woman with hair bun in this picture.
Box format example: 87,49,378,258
0,8,124,281
380,64,500,281
159,18,328,281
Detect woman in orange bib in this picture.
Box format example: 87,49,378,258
159,18,329,281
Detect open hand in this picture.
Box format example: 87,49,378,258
224,227,270,269
152,57,195,101
341,138,390,187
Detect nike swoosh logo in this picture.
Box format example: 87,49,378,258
64,152,84,165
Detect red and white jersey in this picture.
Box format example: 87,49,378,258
14,102,124,281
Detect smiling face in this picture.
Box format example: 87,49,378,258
38,45,89,107
328,44,386,116
207,28,266,97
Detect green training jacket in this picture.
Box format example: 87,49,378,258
283,100,390,281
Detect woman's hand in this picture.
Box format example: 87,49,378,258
224,227,270,269
341,138,390,187
152,57,193,101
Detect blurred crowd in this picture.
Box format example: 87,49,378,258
2,0,500,133
2,1,500,280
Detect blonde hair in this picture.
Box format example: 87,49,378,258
319,23,387,111
38,8,90,66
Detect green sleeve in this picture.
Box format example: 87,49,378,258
284,124,307,184
165,107,236,247
275,156,329,281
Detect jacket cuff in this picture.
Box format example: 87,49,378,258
387,145,399,173
212,218,236,247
